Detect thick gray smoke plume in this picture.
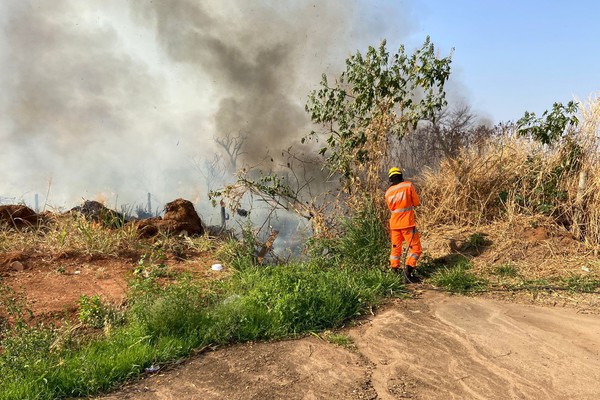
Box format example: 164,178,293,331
130,1,373,163
0,0,412,212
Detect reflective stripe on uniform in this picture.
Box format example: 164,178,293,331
409,254,420,260
389,255,401,260
391,206,414,213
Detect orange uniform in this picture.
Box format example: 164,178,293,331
385,180,422,269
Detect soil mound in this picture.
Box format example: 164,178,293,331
70,200,126,228
0,204,39,229
134,198,204,238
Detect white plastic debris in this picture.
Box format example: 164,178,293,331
144,364,160,373
211,263,223,271
581,266,591,273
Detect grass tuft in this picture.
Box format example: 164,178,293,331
493,264,519,278
430,260,488,293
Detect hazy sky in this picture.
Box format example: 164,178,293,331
1,0,598,212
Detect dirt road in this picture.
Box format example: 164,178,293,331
99,291,600,399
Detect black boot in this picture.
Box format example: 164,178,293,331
404,265,420,284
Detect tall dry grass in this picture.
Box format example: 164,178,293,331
0,213,141,256
418,94,600,246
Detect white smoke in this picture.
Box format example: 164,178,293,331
0,0,413,216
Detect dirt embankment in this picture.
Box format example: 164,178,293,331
99,291,600,400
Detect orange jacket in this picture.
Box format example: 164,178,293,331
385,180,420,229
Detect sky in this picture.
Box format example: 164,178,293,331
407,0,600,122
0,0,598,213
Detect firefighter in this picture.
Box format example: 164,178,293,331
385,167,422,283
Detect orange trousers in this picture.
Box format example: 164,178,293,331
389,227,422,269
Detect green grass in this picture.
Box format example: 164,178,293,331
561,275,600,293
0,253,404,399
492,263,519,278
323,332,355,348
429,260,488,293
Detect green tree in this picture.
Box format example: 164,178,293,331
517,101,579,146
304,37,453,191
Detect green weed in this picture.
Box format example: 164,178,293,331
561,275,600,293
216,224,256,271
465,233,488,249
336,200,389,269
323,331,355,349
430,261,488,293
78,295,124,329
493,264,519,278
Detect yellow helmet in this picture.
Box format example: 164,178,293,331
388,167,402,178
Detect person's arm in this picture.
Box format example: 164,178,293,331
411,183,420,207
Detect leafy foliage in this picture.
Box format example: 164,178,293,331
78,295,116,329
305,37,453,181
517,101,579,145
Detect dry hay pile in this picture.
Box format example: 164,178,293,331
422,214,593,279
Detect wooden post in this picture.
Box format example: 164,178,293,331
574,170,587,240
257,230,279,265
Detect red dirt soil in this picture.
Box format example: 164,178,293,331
0,252,222,324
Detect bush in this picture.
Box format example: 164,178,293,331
337,200,389,269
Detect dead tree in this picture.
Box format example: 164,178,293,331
194,153,227,194
215,131,249,172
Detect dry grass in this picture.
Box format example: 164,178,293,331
0,213,217,259
1,213,135,256
418,94,600,248
422,215,595,278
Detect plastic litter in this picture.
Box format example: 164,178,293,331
211,263,223,271
145,364,160,373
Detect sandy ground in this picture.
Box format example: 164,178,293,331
97,290,600,400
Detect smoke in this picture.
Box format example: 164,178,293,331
0,0,189,208
0,0,413,211
130,1,362,163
